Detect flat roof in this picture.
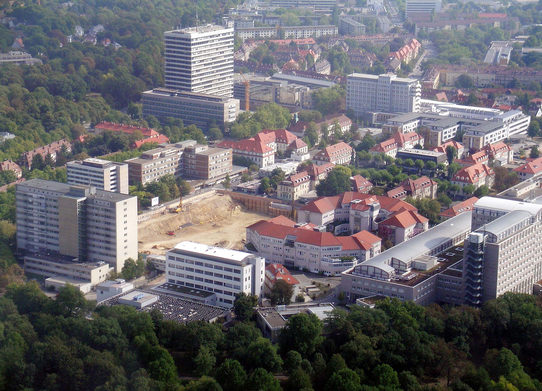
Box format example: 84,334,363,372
475,196,542,215
480,209,534,238
357,212,472,270
19,179,134,202
165,24,233,35
270,73,335,88
169,241,253,264
348,72,418,83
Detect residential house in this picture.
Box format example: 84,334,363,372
20,139,72,169
514,157,542,180
0,160,22,178
351,175,373,193
370,132,423,158
277,171,311,201
378,209,429,245
387,176,438,200
440,197,479,219
218,139,275,168
452,163,495,190
264,263,300,295
313,142,353,165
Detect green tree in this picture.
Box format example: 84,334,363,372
312,86,345,115
233,293,258,321
446,146,458,164
269,279,294,305
215,359,247,391
284,350,303,374
285,368,313,391
279,313,323,357
316,166,353,196
325,368,362,391
246,368,281,391
193,346,216,376
463,184,475,195
185,376,223,391
530,145,539,158
474,185,490,198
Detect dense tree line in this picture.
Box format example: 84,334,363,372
2,281,542,390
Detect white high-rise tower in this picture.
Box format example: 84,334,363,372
164,25,234,97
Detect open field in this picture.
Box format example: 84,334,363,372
138,193,267,254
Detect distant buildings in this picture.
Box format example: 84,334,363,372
346,73,421,118
67,158,129,194
93,122,170,148
0,51,41,65
235,25,338,40
370,131,423,158
484,41,513,66
405,0,442,18
386,39,421,72
20,139,72,169
267,0,337,11
339,16,366,36
16,179,138,275
165,241,265,308
277,171,311,201
440,197,479,220
0,160,22,179
218,138,275,168
164,25,234,97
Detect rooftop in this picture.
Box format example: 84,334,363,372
169,241,256,265
165,24,233,35
474,196,542,215
19,179,135,202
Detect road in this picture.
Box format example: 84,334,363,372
409,40,438,78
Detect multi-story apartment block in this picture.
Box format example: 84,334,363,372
182,145,233,180
67,158,129,194
164,25,234,97
339,16,366,36
246,215,381,275
0,51,42,65
463,197,542,306
277,171,311,201
126,145,184,185
313,142,353,165
346,73,421,117
141,88,239,130
165,241,265,307
267,0,338,11
126,141,233,185
16,179,138,274
235,25,338,40
395,148,447,166
405,0,442,18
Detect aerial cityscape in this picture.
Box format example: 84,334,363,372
1,0,542,389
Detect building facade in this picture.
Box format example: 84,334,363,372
313,142,353,165
166,241,265,307
141,88,239,130
405,0,442,18
164,25,234,97
67,158,129,194
16,179,138,273
346,73,421,117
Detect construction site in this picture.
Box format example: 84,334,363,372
138,192,267,254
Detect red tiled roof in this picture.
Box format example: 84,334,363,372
514,157,542,175
301,192,416,215
380,209,428,229
433,140,463,154
453,163,494,184
270,38,316,46
218,139,274,154
268,215,297,226
440,197,479,218
95,122,157,137
351,175,373,192
307,162,335,178
133,134,170,149
289,138,308,150
266,263,300,285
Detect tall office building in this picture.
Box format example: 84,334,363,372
405,0,442,18
346,73,421,118
67,158,129,194
166,241,265,307
16,179,138,273
463,197,542,306
164,25,234,97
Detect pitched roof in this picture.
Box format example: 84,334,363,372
402,176,436,193
266,263,300,285
351,175,373,191
453,163,494,184
380,209,428,229
301,192,416,215
316,142,353,160
288,138,308,150
95,122,157,137
440,197,479,218
218,139,274,154
514,157,542,175
133,134,170,148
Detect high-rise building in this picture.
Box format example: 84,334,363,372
463,198,542,306
67,158,129,194
346,73,421,118
164,25,234,97
16,179,138,273
405,0,442,18
166,241,265,307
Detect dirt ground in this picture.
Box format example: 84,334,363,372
138,193,267,254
